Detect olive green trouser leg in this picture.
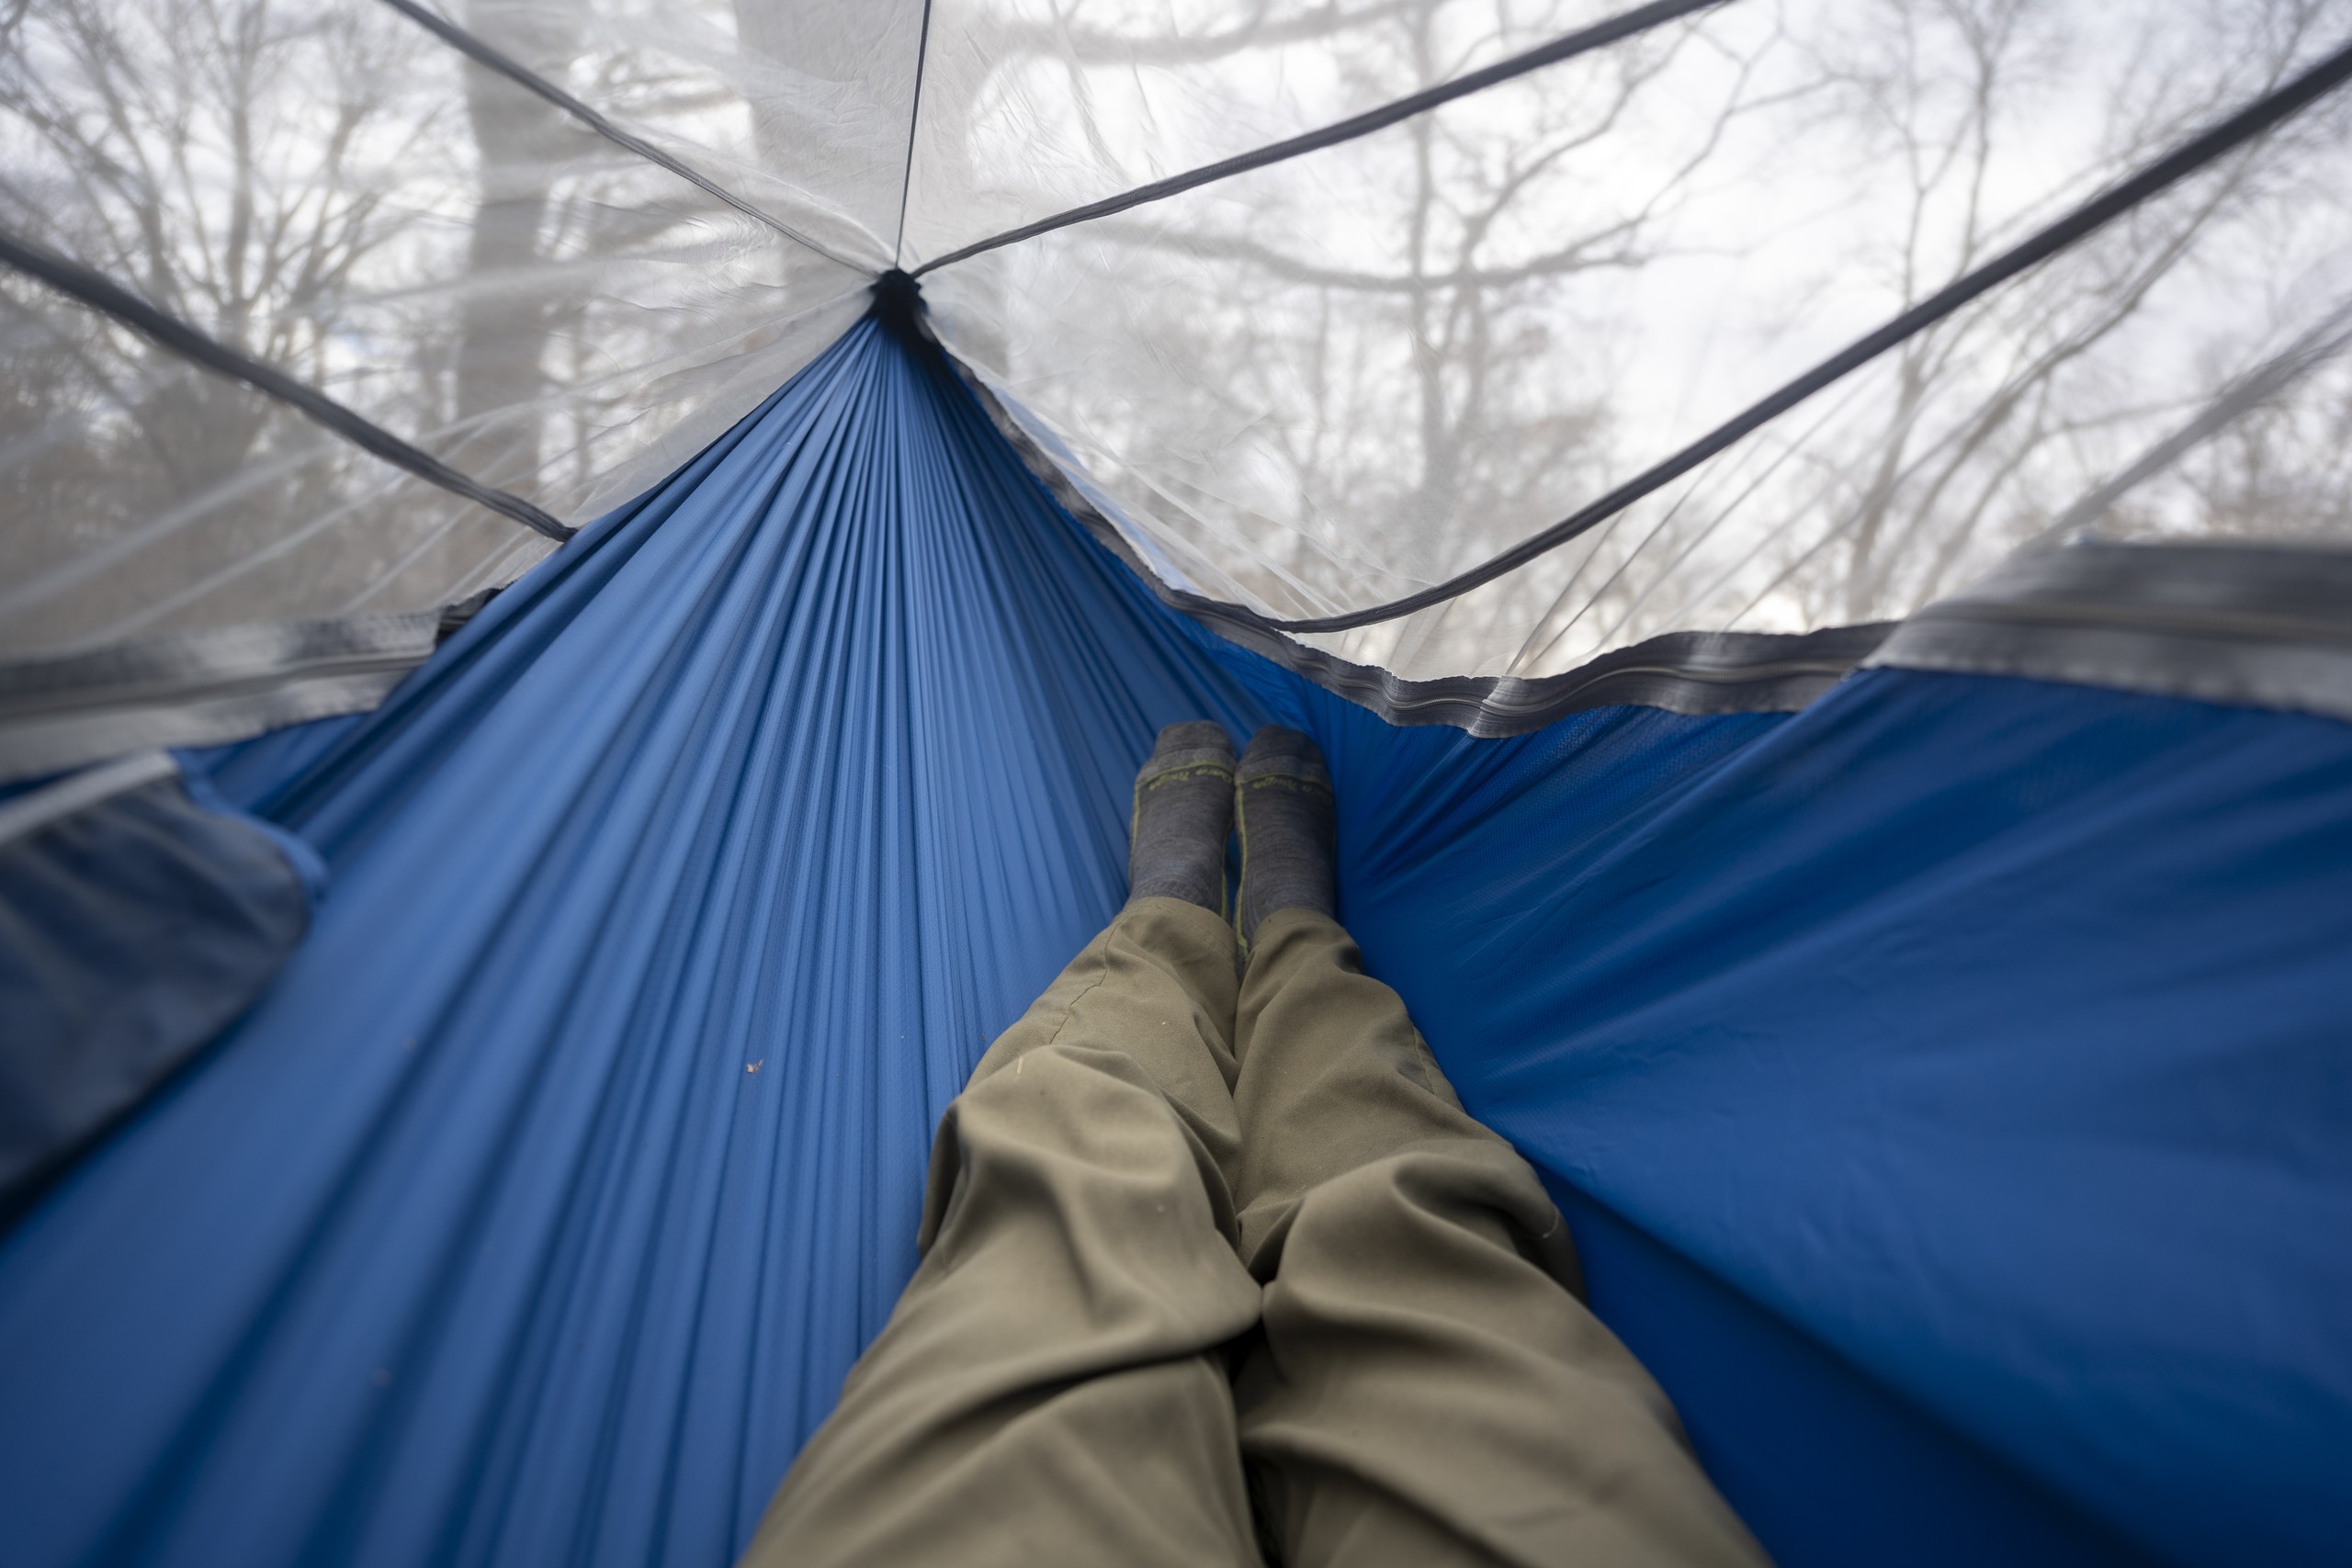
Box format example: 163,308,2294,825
740,897,1265,1567
1229,908,1770,1568
741,899,1770,1568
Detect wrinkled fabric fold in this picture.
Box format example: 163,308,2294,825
0,315,2342,1568
752,900,1767,1568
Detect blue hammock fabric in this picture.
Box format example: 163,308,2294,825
0,317,2346,1568
0,767,321,1204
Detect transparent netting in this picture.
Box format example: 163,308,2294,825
5,0,2352,681
918,0,2352,678
434,0,928,270
0,0,870,658
898,0,1638,268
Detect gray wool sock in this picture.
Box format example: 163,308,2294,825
1127,722,1236,913
1236,726,1335,942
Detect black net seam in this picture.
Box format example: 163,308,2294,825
894,0,938,267
375,0,867,273
0,227,575,542
910,0,1728,277
1162,28,2352,636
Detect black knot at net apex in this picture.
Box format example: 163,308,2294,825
868,269,925,335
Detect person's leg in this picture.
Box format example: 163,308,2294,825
742,726,1263,1568
1227,728,1770,1568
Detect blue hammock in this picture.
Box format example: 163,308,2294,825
2,317,2346,1568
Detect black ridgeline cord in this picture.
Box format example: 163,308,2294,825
893,0,938,270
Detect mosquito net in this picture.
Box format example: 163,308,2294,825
5,8,2352,1567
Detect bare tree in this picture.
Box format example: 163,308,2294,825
8,0,2347,671
0,0,792,648
911,0,2352,678
0,0,463,646
447,1,580,485
1768,0,2352,628
913,2,1810,673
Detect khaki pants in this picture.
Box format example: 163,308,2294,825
743,898,1769,1567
